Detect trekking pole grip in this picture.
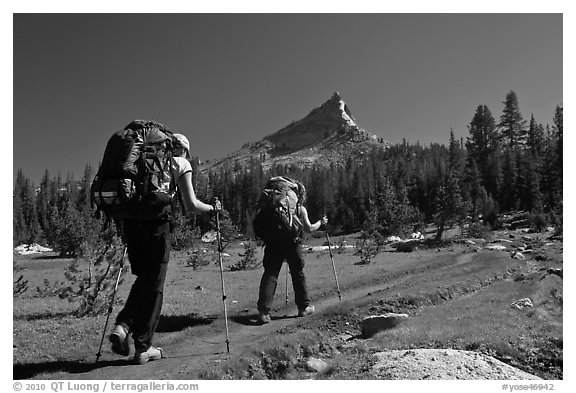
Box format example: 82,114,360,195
214,198,224,252
212,196,221,213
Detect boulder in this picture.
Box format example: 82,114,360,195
14,243,53,255
362,313,409,337
305,357,331,373
486,245,507,251
336,333,354,342
371,349,541,379
511,298,533,310
201,231,217,243
411,232,424,240
512,252,526,261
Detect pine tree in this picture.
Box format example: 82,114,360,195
552,105,563,204
77,164,94,213
541,124,557,212
478,186,500,228
448,128,465,175
434,170,467,241
13,170,27,246
36,170,50,236
550,105,563,230
500,148,518,211
13,170,41,246
463,158,482,221
466,105,500,198
526,114,545,160
484,143,503,203
518,150,543,213
499,90,527,149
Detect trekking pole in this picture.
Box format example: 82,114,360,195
325,229,342,302
214,199,231,353
96,245,127,363
285,264,289,306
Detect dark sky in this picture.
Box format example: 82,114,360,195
13,13,563,184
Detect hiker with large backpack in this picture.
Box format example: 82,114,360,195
253,176,327,324
91,120,221,365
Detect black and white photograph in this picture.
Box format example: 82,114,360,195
10,4,565,387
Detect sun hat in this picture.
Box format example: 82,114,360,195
173,133,190,158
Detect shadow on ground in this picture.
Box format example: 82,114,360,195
14,311,75,322
13,359,131,380
156,313,218,333
231,313,298,326
33,254,69,260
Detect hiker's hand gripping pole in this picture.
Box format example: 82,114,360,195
96,245,127,363
214,198,231,353
324,222,342,302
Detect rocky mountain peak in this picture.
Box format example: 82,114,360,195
201,93,388,173
264,92,359,152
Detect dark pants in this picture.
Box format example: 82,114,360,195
257,242,309,314
116,218,170,350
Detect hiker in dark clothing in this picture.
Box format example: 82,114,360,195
109,133,221,364
256,181,327,324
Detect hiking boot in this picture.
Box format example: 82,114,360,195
134,346,163,365
109,324,130,356
298,305,315,317
258,312,272,324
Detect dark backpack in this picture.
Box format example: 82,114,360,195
90,120,177,221
253,176,304,244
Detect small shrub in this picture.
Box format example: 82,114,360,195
549,208,563,236
336,237,348,254
13,261,28,296
529,213,548,233
48,203,100,258
35,278,66,298
464,222,493,240
57,231,127,317
259,347,294,379
482,207,501,229
396,241,417,253
186,248,212,270
171,214,200,251
230,241,261,271
355,231,381,265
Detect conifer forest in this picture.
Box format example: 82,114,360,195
13,92,563,257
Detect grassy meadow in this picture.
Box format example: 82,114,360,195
13,228,563,380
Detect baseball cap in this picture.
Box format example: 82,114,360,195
173,133,190,158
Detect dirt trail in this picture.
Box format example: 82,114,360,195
45,275,398,380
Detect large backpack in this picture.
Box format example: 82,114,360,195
90,120,177,221
253,176,304,244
